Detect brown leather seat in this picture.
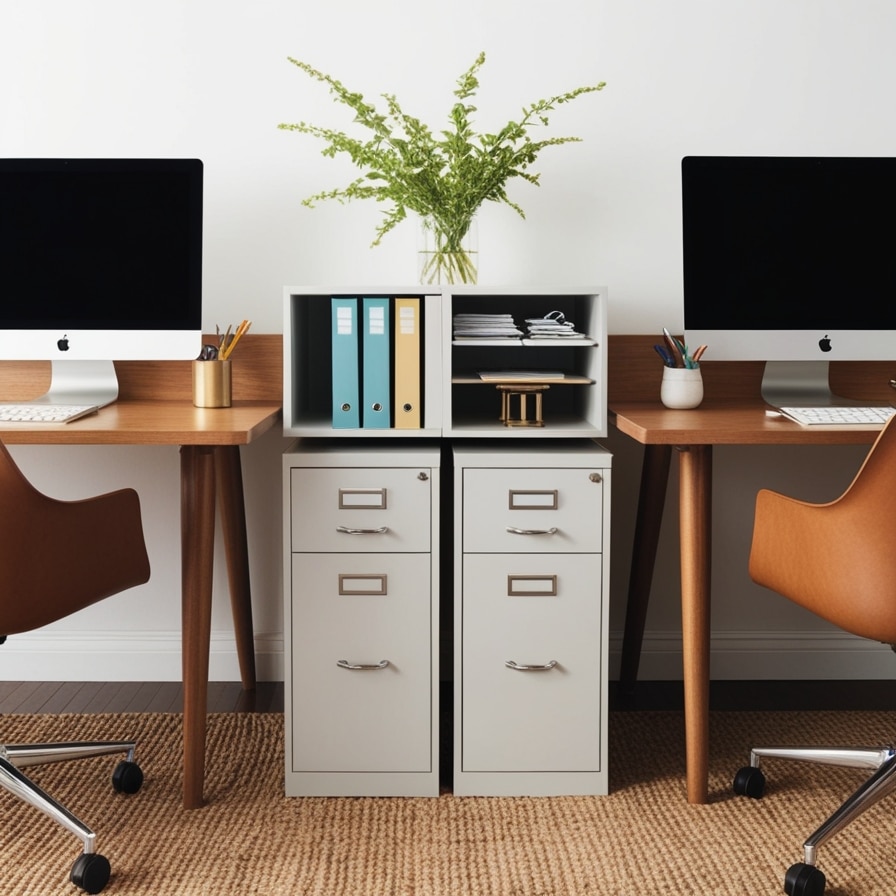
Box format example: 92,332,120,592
0,438,150,894
733,414,896,896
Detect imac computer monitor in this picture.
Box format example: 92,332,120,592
0,157,203,407
682,155,896,406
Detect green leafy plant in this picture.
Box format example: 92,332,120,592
279,52,605,283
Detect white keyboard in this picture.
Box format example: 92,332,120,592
777,405,896,426
0,404,99,423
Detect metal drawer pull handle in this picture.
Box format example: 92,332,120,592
504,659,558,672
336,525,389,535
337,659,390,671
505,526,559,536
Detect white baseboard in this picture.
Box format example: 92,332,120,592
3,629,891,683
0,630,284,682
609,629,896,680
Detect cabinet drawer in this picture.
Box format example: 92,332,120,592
461,553,603,772
290,466,432,553
462,467,604,553
289,553,432,773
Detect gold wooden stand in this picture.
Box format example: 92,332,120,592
496,384,550,427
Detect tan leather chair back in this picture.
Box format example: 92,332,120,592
749,415,896,643
0,440,150,636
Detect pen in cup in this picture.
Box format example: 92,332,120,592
220,319,251,361
662,328,686,367
193,320,250,406
654,344,675,367
219,324,232,354
657,329,707,369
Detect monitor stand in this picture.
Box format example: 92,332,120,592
760,360,866,408
35,359,120,408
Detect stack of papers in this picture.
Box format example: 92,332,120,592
524,314,589,339
453,313,523,338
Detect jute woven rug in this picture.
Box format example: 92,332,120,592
3,710,895,895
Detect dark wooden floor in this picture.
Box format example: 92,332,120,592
0,680,285,715
1,679,894,715
609,679,896,712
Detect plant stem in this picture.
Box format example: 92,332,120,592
419,216,478,284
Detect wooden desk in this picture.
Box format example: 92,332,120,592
608,335,894,804
0,335,282,809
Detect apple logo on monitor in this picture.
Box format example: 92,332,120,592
57,334,70,352
818,334,832,353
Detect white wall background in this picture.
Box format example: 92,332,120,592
3,0,895,681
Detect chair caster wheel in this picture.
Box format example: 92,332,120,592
784,862,826,896
70,852,111,894
733,765,766,799
112,759,143,794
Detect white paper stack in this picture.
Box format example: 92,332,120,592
524,313,589,339
453,313,523,339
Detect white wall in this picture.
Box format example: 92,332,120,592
3,0,896,681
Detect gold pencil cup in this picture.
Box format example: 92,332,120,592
192,360,232,408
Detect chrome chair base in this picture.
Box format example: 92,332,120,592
734,744,896,896
0,740,142,894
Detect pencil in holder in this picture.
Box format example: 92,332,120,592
192,360,232,408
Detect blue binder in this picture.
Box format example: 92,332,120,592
361,297,391,428
331,297,360,428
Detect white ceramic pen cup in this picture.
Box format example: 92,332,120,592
192,360,232,408
660,365,704,409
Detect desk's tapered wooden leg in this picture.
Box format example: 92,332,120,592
619,444,673,688
678,445,713,804
215,446,257,691
180,445,217,810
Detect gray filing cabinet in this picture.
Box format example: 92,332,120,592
453,441,611,796
283,440,441,796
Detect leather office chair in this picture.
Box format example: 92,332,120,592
0,438,151,894
732,414,896,896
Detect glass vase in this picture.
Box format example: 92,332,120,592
417,215,478,284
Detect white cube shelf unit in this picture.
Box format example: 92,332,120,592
283,286,608,439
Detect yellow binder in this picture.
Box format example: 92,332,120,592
393,297,421,429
